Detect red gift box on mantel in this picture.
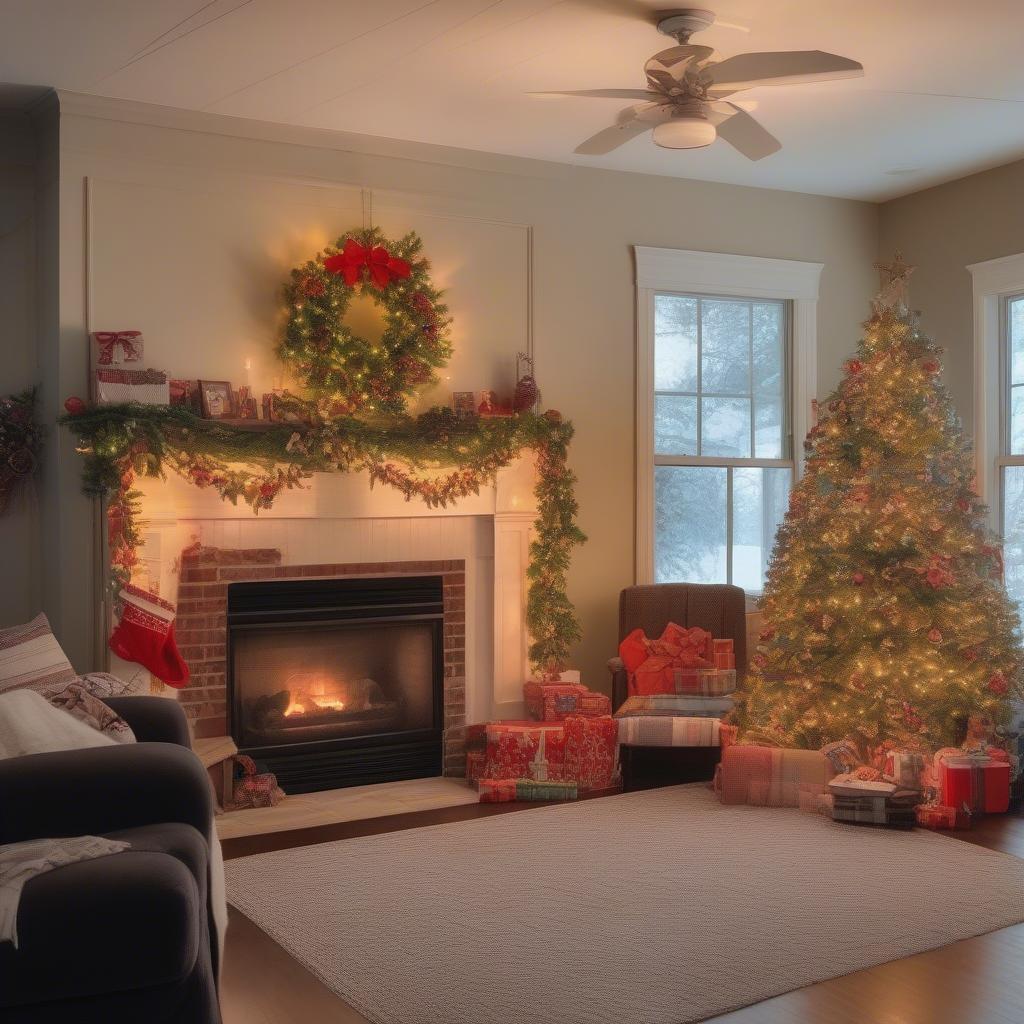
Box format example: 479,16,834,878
937,752,1010,814
563,715,620,791
523,680,612,722
485,721,567,781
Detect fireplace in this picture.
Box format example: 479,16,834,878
227,574,445,793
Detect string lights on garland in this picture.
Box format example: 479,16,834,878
63,400,586,677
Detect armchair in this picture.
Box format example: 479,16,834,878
608,583,748,791
0,697,222,1024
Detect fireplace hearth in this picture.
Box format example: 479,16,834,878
227,575,445,793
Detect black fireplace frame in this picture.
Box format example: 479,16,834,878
226,574,445,793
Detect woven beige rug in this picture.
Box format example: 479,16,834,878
226,784,1024,1024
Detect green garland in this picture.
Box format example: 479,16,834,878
63,401,586,676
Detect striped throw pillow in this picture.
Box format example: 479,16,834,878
0,614,76,696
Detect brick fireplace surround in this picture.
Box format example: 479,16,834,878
174,544,467,775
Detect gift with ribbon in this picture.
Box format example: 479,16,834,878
936,748,1010,814
323,238,412,289
91,330,143,366
618,622,715,696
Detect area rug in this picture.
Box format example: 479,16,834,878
226,784,1024,1024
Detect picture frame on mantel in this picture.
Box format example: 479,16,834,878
199,380,234,419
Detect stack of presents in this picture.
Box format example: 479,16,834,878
715,711,1017,830
464,623,741,803
465,673,619,802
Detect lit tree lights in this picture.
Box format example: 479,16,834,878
736,255,1022,750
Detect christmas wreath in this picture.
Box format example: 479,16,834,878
280,227,451,415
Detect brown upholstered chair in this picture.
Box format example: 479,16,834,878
608,582,749,711
608,583,748,790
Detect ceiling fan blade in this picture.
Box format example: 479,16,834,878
574,119,653,155
712,103,781,161
647,44,716,75
529,89,655,101
707,50,863,91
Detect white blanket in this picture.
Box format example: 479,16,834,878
0,836,130,947
0,688,228,964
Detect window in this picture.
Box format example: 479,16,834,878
1000,293,1024,613
652,293,792,592
635,247,822,594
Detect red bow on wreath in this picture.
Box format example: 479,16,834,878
323,239,412,289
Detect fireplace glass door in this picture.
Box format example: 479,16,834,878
232,619,438,748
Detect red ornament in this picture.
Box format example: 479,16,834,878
64,396,86,416
846,359,864,375
987,672,1009,695
852,572,865,586
927,628,942,644
922,359,940,375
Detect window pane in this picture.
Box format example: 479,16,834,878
754,393,784,458
1011,297,1024,386
655,295,698,391
702,396,751,458
655,395,697,455
1003,466,1024,616
1012,387,1024,456
655,466,727,584
732,467,791,593
752,302,785,395
701,299,750,395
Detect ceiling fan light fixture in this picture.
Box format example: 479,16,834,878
652,115,717,149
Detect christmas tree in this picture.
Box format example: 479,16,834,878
736,254,1022,751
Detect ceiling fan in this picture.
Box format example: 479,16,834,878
537,8,863,160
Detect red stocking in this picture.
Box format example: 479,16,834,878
109,583,190,688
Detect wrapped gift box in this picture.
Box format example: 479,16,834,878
713,652,736,670
882,749,927,791
465,749,486,785
937,753,1010,814
563,715,620,791
718,744,834,807
616,715,720,748
916,804,971,830
484,720,567,781
515,779,578,801
615,694,734,719
523,680,611,722
95,368,169,406
832,794,917,829
711,639,734,656
672,668,736,696
479,778,517,803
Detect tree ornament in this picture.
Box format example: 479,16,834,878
988,672,1009,695
64,396,86,416
927,628,942,644
852,571,865,585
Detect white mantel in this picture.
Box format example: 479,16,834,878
126,455,539,722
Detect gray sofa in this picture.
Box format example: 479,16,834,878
0,697,222,1024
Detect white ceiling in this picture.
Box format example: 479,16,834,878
2,0,1024,201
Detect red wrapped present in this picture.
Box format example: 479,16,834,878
485,720,567,781
719,723,739,750
479,778,517,803
620,623,713,696
711,639,734,656
523,680,611,721
563,715,619,791
937,752,1010,814
916,803,971,830
465,722,486,752
465,749,486,785
717,744,834,807
713,652,736,670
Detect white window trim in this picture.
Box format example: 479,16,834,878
968,251,1024,527
634,246,823,584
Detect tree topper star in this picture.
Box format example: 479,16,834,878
872,250,915,313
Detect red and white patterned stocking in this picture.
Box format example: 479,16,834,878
108,583,190,688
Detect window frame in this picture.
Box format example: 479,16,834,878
635,247,823,587
998,291,1024,540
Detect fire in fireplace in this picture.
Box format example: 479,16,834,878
227,575,444,793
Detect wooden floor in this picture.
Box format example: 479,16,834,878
220,796,1024,1024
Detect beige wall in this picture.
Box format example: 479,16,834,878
46,93,879,691
879,157,1024,431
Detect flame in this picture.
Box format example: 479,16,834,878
283,688,346,718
